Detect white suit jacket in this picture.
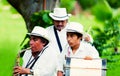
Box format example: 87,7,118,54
46,25,68,55
22,45,58,76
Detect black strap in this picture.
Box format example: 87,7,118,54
29,56,39,69
54,26,62,52
24,46,48,76
24,56,39,76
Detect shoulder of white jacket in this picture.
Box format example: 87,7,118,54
46,25,54,30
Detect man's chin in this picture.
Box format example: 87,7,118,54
57,27,63,31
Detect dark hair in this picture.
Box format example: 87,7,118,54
39,37,49,46
67,32,83,41
29,35,49,46
74,32,83,38
67,32,83,37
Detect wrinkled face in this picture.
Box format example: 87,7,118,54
29,36,45,53
67,32,81,48
53,20,68,31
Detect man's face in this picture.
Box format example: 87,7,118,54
29,36,45,53
67,32,81,48
53,20,68,31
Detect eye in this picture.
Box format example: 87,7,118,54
33,38,38,41
30,37,39,41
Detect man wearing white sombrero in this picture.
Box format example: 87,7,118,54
46,8,71,55
14,26,58,76
57,22,100,76
46,8,93,55
46,8,95,76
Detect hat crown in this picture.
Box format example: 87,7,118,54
53,8,67,17
67,22,84,34
49,8,71,20
30,26,49,41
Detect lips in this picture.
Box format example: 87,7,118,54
68,42,73,46
58,24,64,27
31,46,35,50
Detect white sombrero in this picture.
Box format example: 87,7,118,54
27,26,49,41
49,8,71,21
67,22,84,35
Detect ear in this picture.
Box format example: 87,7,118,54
42,43,46,46
79,36,83,41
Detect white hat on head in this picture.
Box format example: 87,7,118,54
27,26,49,41
49,8,71,20
67,22,84,35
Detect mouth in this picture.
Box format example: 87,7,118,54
68,42,72,46
57,25,64,28
56,25,64,31
30,46,35,50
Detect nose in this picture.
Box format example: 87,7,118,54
58,21,62,25
67,36,71,42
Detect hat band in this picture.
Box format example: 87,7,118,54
52,15,68,18
67,29,83,34
67,29,78,32
29,33,42,36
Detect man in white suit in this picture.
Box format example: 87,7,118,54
14,26,58,76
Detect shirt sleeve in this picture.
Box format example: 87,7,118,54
87,44,100,58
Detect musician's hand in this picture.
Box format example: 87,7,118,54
84,35,90,42
13,66,31,75
84,56,92,60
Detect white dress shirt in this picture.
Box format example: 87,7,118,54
22,44,58,76
57,41,100,72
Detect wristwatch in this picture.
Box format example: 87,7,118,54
30,69,34,75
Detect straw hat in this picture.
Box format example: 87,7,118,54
49,8,71,20
27,26,49,41
67,22,84,35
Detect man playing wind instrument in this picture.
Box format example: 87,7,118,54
14,26,58,76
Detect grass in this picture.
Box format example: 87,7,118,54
0,4,27,76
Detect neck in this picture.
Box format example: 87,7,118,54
71,43,80,52
32,51,41,58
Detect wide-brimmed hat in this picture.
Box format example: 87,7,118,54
67,22,84,35
49,8,71,20
27,26,49,41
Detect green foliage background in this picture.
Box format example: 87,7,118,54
1,0,120,76
0,2,27,76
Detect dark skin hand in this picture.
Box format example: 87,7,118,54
13,66,30,76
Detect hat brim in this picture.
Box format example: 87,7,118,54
67,29,84,35
49,13,71,20
27,33,49,41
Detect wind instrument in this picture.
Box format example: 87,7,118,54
15,47,31,66
14,47,31,76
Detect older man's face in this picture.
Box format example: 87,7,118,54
53,20,68,31
29,36,45,53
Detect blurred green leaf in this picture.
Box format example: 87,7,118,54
91,0,112,21
60,0,76,13
30,10,53,28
